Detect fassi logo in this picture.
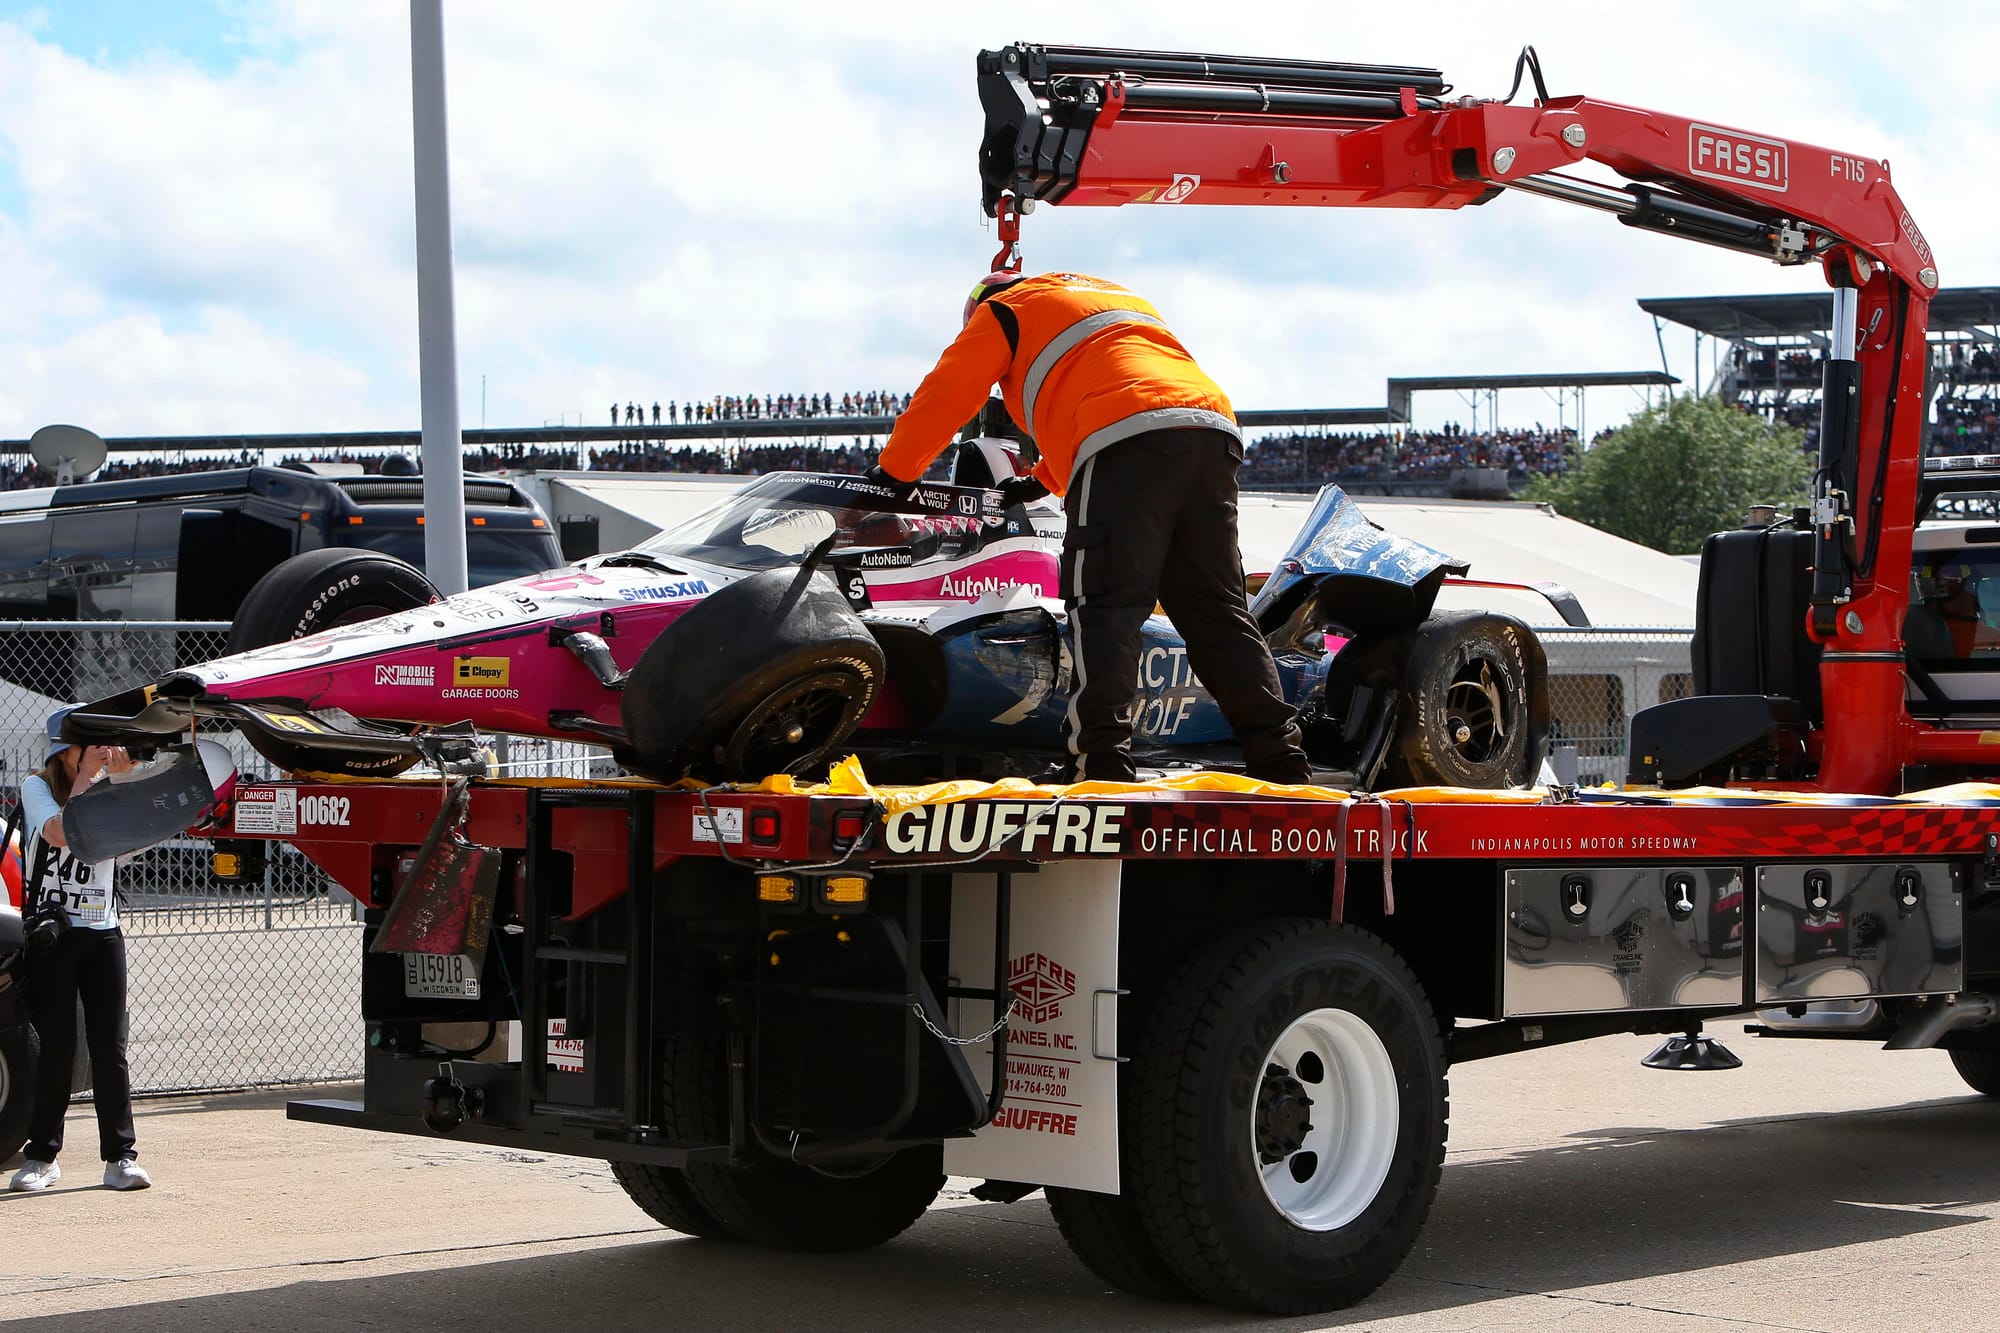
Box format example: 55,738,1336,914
1689,123,1788,192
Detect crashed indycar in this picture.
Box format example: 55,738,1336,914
65,442,1548,790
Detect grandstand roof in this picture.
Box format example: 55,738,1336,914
1236,407,1399,428
1640,287,2000,340
1386,372,1676,422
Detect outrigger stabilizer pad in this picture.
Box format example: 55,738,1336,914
1642,1027,1744,1071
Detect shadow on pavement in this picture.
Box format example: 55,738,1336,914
8,1093,2000,1332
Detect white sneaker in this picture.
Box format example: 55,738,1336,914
102,1158,150,1191
10,1160,59,1191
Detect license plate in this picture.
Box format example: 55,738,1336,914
402,953,480,1000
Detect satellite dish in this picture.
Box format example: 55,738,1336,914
29,424,109,485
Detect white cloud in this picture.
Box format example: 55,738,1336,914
0,0,1994,440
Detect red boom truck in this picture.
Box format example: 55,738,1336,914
201,44,2000,1315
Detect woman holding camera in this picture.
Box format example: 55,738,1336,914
9,706,149,1192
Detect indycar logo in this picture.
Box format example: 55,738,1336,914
1689,123,1787,192
374,664,435,687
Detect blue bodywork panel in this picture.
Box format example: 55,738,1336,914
896,485,1465,751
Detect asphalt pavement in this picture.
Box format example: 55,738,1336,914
5,1028,2000,1332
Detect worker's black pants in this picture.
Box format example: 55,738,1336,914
23,926,137,1164
1060,428,1309,783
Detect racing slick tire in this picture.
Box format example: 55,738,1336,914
0,1023,38,1157
1125,919,1448,1315
622,566,885,784
1384,611,1544,790
226,548,441,778
1949,1046,2000,1096
657,1031,943,1251
609,1160,737,1242
1046,1186,1193,1302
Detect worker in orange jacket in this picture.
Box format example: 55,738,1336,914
871,270,1310,784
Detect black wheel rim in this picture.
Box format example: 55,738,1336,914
1440,657,1509,767
718,670,870,779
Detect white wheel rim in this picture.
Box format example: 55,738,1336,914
1250,1006,1399,1231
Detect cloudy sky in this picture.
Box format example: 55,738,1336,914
0,0,1992,443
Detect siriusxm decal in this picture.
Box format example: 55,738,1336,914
619,580,711,602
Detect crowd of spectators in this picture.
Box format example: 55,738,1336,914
610,391,913,426
1237,424,1576,488
0,421,1595,495
1932,400,2000,456
1944,343,2000,384
0,449,259,492
587,440,891,476
1732,346,1825,390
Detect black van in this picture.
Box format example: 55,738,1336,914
0,466,562,697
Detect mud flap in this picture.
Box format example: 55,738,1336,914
61,747,218,863
369,780,502,967
944,860,1122,1194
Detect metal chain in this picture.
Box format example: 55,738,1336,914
912,994,1016,1047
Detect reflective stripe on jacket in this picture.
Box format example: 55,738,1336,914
876,273,1238,497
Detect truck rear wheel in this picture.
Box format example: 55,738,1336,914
658,1033,942,1251
1046,1186,1192,1301
1126,920,1448,1314
608,1160,736,1241
1949,1046,2000,1096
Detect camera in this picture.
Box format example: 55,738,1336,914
24,900,68,950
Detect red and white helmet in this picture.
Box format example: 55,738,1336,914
963,269,1028,326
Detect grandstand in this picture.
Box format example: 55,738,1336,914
1640,286,2000,457
0,368,1676,500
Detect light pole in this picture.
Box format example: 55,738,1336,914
409,0,470,594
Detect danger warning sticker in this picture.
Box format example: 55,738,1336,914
233,787,297,836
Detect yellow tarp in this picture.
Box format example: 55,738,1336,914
307,755,2000,810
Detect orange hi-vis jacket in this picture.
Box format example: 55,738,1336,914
877,273,1239,497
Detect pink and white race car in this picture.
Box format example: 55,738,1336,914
65,444,1548,790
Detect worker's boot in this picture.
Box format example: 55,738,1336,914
1244,753,1313,785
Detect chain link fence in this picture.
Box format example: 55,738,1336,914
1540,628,1696,785
0,622,367,1094
2,621,613,1097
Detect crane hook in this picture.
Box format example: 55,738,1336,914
990,193,1024,273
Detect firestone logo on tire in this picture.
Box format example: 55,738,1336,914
1007,951,1076,1024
